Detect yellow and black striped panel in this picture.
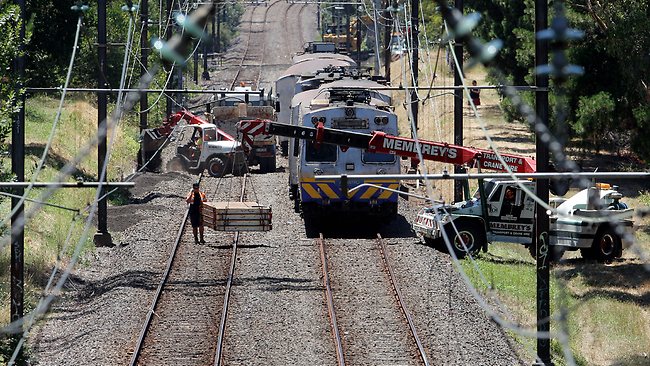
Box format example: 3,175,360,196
299,179,400,202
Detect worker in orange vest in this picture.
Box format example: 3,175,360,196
186,182,207,243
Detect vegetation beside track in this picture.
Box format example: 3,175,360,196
0,95,140,362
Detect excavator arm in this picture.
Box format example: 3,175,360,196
237,119,537,173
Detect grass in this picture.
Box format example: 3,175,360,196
389,51,650,365
0,95,140,348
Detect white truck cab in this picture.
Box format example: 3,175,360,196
413,179,634,261
174,124,245,177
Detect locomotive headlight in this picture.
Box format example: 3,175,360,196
376,168,386,174
313,168,324,175
311,116,318,124
318,117,326,123
374,116,389,125
345,108,355,118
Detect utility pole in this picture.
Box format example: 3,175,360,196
211,6,216,53
94,0,112,247
11,0,26,336
409,0,419,170
217,2,222,58
139,0,149,169
165,0,173,116
355,6,361,67
383,1,392,80
317,3,321,31
193,44,199,83
202,34,210,80
345,9,351,53
534,0,552,364
453,0,465,202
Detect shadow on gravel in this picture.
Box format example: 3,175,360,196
303,214,416,239
234,276,322,292
65,271,159,302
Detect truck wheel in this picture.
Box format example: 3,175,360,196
444,220,485,259
260,156,276,173
207,157,225,177
592,227,622,261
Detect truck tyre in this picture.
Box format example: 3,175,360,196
259,156,276,173
444,220,485,259
592,227,622,261
207,156,226,177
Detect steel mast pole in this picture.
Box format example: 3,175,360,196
11,0,26,335
139,0,149,169
409,0,419,170
383,1,392,79
534,0,552,364
453,0,465,202
94,0,112,246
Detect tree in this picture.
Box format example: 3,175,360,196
0,3,22,181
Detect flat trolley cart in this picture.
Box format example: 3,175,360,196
201,201,272,232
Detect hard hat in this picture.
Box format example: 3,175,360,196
193,182,200,188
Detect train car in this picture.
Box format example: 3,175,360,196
293,86,400,220
275,58,355,155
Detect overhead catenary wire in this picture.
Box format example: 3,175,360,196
7,2,144,360
2,14,84,233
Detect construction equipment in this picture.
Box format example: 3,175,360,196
140,110,247,177
237,119,635,261
210,87,277,173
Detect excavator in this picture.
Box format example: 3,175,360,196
236,119,634,261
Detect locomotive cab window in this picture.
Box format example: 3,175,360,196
305,141,337,163
362,150,396,163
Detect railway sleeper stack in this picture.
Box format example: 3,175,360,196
202,201,272,231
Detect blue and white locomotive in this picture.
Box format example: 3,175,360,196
287,83,401,219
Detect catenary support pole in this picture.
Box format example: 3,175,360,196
534,0,552,364
139,0,149,169
409,0,419,170
383,1,392,79
11,0,26,337
453,0,464,202
202,34,210,80
356,6,361,67
94,0,112,247
165,0,173,116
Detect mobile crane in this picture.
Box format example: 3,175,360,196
237,119,634,261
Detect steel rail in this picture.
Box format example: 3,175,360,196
376,233,431,366
128,174,203,365
229,1,276,90
318,233,346,366
213,174,248,366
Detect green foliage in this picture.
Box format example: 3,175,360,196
463,0,650,163
573,91,615,153
0,3,21,182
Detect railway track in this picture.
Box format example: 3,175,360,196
318,233,431,365
229,1,279,90
129,175,248,366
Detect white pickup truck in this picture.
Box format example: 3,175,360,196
413,179,634,260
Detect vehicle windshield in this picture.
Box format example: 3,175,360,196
473,180,497,200
362,150,395,163
305,141,337,163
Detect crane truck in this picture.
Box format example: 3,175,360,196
237,118,635,261
139,110,248,177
